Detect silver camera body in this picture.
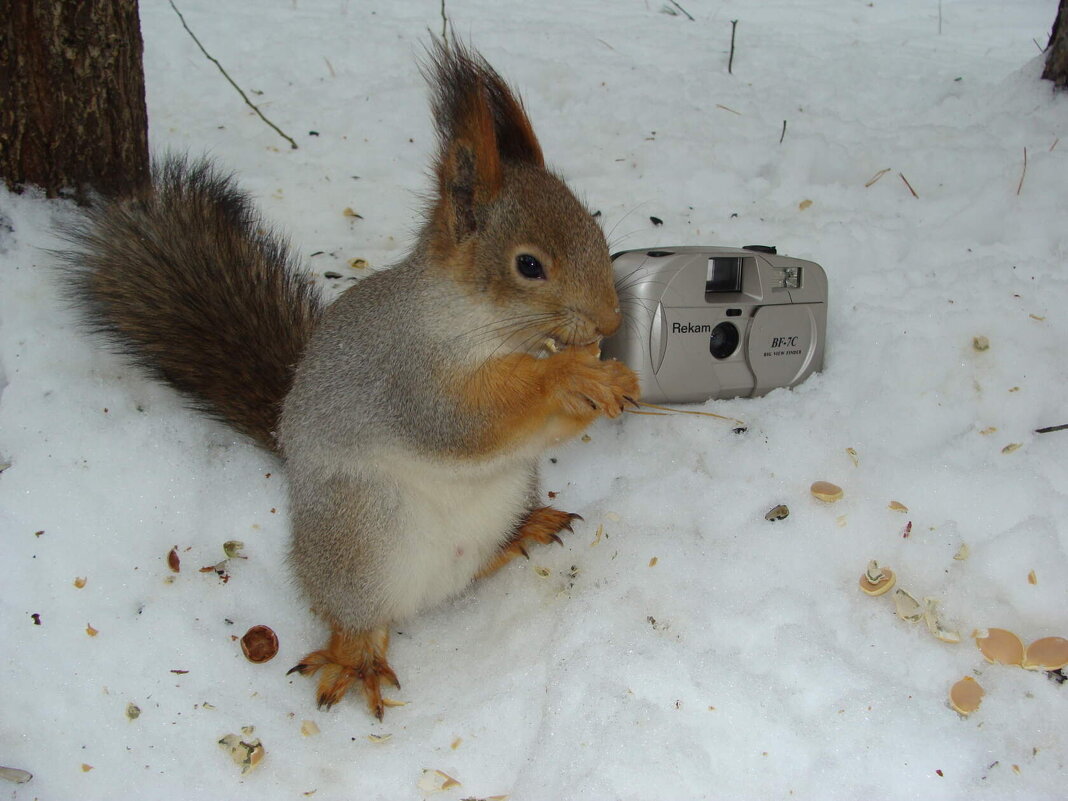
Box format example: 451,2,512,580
601,246,827,404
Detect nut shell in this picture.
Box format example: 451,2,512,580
893,589,923,622
974,628,1024,666
765,504,790,521
810,481,843,502
1022,636,1068,671
240,625,279,664
859,566,896,596
948,676,984,716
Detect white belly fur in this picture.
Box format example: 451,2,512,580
375,450,532,620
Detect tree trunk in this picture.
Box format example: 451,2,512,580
0,0,149,199
1045,0,1068,89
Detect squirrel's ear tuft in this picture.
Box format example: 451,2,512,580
423,39,544,241
477,57,544,169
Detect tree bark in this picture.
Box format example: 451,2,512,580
0,0,149,198
1044,0,1068,89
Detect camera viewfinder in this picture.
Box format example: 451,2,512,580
706,257,743,294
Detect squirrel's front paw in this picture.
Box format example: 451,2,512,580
560,354,641,419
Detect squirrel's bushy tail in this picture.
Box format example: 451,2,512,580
61,156,324,452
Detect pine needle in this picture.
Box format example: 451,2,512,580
864,168,891,187
1016,147,1028,196
898,172,919,198
669,1,695,21
635,401,745,425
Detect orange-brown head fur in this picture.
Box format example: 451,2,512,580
420,40,620,351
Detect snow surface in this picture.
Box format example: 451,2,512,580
2,1,1067,799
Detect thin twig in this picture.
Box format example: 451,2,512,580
440,0,448,42
669,1,695,21
728,20,739,74
1035,423,1068,434
898,172,919,198
865,167,891,187
779,120,787,144
168,0,298,150
1016,146,1028,195
716,104,741,115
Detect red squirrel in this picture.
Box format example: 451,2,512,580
65,40,639,719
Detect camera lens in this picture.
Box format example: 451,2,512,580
709,322,740,360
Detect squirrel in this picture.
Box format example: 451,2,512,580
62,40,640,719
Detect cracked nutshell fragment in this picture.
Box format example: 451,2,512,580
810,481,843,502
417,769,461,793
974,628,1024,666
893,589,923,622
858,560,896,596
0,766,33,784
922,598,960,643
219,732,266,774
949,676,984,716
1022,636,1068,671
240,625,279,663
764,504,790,521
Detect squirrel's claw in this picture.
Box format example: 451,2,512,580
476,506,582,578
292,626,398,719
559,512,584,535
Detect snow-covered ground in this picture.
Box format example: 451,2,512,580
2,1,1066,798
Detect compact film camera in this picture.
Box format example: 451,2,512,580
601,246,827,404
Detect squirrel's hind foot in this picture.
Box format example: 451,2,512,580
476,506,581,578
288,625,399,719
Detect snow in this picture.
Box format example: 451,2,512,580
1,0,1066,798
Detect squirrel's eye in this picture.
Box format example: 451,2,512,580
515,253,546,280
